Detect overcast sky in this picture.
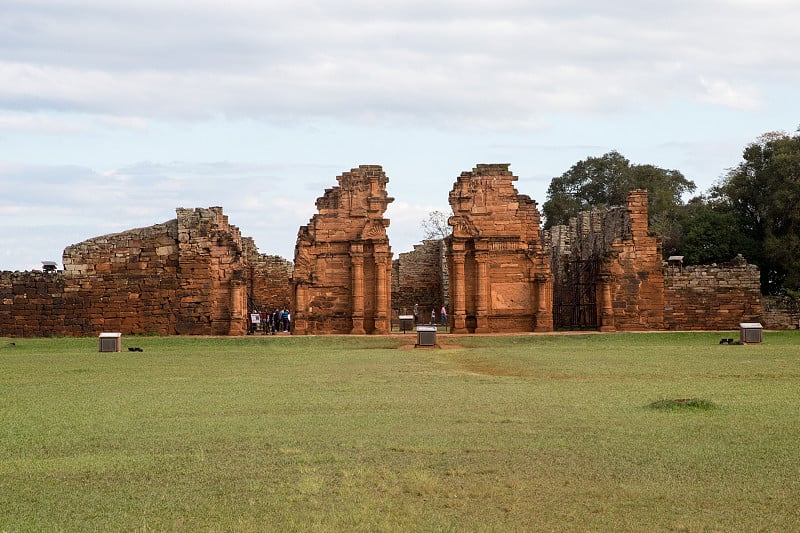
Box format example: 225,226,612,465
1,0,799,271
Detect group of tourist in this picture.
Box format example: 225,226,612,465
248,308,291,334
413,303,447,326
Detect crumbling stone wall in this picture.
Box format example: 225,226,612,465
547,193,763,331
292,165,394,335
59,218,184,335
0,271,75,336
392,239,447,322
243,237,293,313
663,255,761,330
0,207,276,337
547,190,664,331
446,164,553,333
761,296,800,330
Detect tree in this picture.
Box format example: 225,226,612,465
712,131,800,294
676,196,756,266
542,151,632,228
420,210,452,241
542,151,696,257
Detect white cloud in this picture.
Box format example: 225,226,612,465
1,0,800,270
2,0,798,128
698,77,762,111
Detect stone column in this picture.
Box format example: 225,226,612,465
229,279,247,335
293,282,308,335
533,273,553,332
374,251,390,334
475,251,490,333
451,251,467,333
599,271,615,332
350,243,366,335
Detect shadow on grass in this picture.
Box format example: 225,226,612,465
647,398,718,411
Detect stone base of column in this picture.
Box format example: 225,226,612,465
351,317,366,335
600,311,614,332
533,312,553,332
373,318,390,335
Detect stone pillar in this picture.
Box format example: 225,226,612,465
533,273,553,332
475,251,490,333
350,243,366,335
451,251,467,333
229,279,247,335
374,251,390,334
599,271,615,332
293,282,308,335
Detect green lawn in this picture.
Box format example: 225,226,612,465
2,332,800,532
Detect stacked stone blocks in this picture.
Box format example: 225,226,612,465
446,164,553,333
292,165,394,335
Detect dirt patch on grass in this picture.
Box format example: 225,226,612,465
397,343,463,350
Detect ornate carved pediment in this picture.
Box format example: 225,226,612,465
448,216,478,238
361,220,387,241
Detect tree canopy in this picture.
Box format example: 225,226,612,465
710,131,800,294
541,151,696,255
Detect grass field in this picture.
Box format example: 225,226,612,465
2,331,800,532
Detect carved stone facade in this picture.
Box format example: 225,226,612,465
292,165,394,335
445,164,553,333
2,165,771,337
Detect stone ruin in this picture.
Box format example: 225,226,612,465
292,165,394,335
546,190,665,331
446,164,553,333
0,207,292,336
0,162,769,337
391,239,448,324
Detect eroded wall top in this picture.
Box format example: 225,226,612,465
448,163,544,252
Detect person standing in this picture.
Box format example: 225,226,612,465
440,305,447,326
413,303,419,325
282,308,290,332
431,308,436,325
272,309,281,334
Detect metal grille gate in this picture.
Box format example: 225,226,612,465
553,257,600,329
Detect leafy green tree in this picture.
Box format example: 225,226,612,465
542,151,696,257
676,196,757,266
712,131,800,293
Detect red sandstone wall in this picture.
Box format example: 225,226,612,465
293,165,394,335
548,190,664,331
605,191,665,330
0,207,280,337
0,272,74,336
243,237,293,313
663,256,761,330
392,240,446,322
60,219,181,335
446,164,553,333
